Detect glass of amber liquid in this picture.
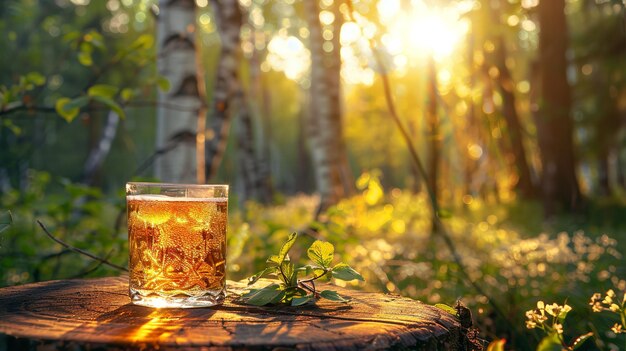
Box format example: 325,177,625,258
126,182,228,308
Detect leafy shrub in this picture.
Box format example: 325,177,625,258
0,170,126,284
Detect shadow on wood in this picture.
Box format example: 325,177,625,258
0,276,472,350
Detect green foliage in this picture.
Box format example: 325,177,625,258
241,232,364,306
0,170,127,285
226,173,624,349
55,96,88,122
331,263,364,281
87,84,118,99
0,211,13,235
319,290,349,302
307,240,334,268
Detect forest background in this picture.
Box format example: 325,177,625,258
1,0,625,349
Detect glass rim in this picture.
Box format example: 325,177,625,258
126,182,228,189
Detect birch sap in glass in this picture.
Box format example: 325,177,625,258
126,182,228,308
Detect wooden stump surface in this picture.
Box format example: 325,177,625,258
0,276,467,350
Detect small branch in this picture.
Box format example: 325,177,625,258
298,269,328,297
126,100,200,112
68,250,114,279
298,268,329,285
278,263,290,285
299,281,317,296
0,105,57,116
0,99,199,119
37,220,128,272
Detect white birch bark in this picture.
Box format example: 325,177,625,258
82,110,119,185
304,0,344,213
204,0,242,180
155,0,202,183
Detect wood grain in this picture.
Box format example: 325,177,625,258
0,277,468,350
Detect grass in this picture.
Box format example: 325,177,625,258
1,170,624,350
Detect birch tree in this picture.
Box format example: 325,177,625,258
155,0,204,183
305,0,349,213
204,0,243,180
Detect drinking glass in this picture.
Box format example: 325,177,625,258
126,182,228,308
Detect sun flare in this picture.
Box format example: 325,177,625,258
380,0,470,60
262,0,471,85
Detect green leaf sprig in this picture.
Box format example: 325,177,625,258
242,232,364,306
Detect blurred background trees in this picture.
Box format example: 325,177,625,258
1,0,624,213
1,0,626,348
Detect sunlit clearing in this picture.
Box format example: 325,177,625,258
380,0,470,61
266,34,310,81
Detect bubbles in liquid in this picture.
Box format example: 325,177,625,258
127,195,227,295
134,200,172,225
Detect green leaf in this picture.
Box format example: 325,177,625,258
55,96,88,122
279,232,298,262
267,255,283,267
62,31,81,43
537,333,562,351
3,119,22,135
91,95,126,119
297,264,326,278
281,261,297,286
320,290,349,302
291,295,313,306
284,286,308,299
55,98,74,121
248,267,273,286
84,30,104,49
332,263,364,281
0,210,13,234
121,88,134,102
66,96,89,110
245,284,284,306
25,72,46,86
570,332,593,350
130,34,154,50
307,240,334,268
78,42,93,66
269,290,286,304
78,51,92,66
157,76,171,92
88,84,118,99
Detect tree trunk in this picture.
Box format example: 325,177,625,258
327,0,354,197
617,148,626,189
597,150,610,196
155,0,202,183
247,37,274,203
305,0,345,215
492,36,536,198
82,110,119,185
297,94,315,193
536,0,582,214
235,100,256,202
0,277,470,350
426,56,440,230
463,30,477,200
205,0,243,181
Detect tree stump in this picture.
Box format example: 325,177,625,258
0,277,469,350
